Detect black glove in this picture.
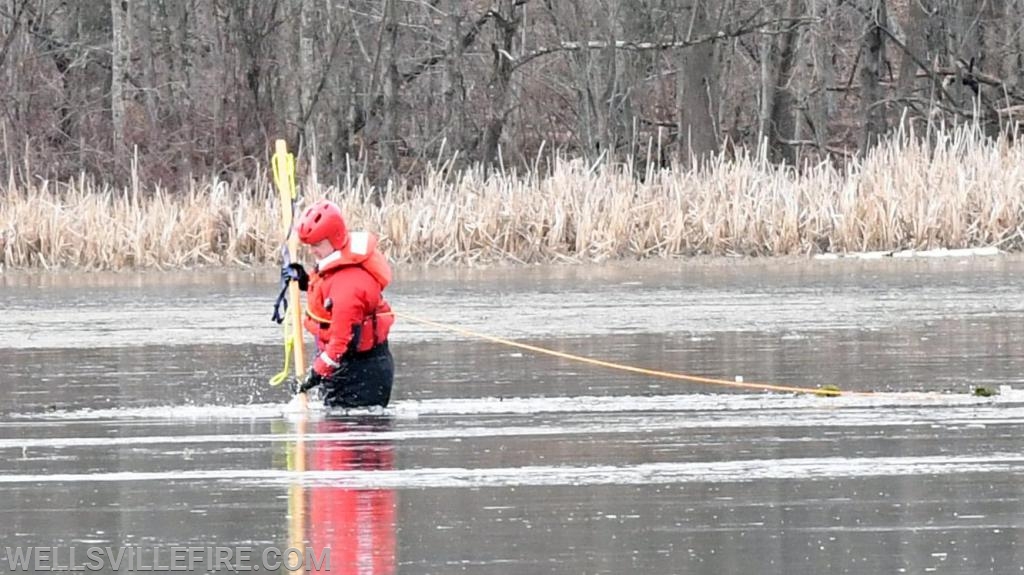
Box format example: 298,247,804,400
288,263,310,291
298,370,325,393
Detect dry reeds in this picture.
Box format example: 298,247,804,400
3,124,1023,270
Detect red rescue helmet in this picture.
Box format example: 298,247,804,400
297,200,348,250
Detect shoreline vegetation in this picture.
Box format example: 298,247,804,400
2,126,1023,272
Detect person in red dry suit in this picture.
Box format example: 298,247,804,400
290,199,395,408
308,416,396,575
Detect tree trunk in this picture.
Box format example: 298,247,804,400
137,0,158,132
281,2,301,147
676,0,719,167
1005,2,1024,99
759,0,802,164
596,0,620,161
808,0,833,151
972,0,1002,135
758,29,774,151
860,0,888,153
110,0,128,174
894,0,930,125
298,0,315,151
322,1,353,175
480,0,519,170
558,0,598,161
379,0,400,189
951,0,984,124
443,1,468,158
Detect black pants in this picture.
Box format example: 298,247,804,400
322,342,394,408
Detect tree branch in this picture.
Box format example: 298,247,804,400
0,0,29,71
399,0,531,85
400,7,495,84
511,17,814,70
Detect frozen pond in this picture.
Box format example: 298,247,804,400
2,256,1024,574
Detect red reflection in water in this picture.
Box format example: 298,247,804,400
308,417,396,575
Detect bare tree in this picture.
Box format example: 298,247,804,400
442,0,470,158
110,0,128,173
758,0,803,163
137,0,158,132
379,0,400,187
3,0,1024,185
676,0,719,166
807,0,833,152
859,0,887,153
480,0,523,169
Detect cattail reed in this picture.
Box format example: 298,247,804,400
2,125,1022,270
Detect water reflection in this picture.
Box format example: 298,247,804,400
286,416,396,575
5,259,1024,574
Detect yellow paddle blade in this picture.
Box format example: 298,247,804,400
271,140,297,201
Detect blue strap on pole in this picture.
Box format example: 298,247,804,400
272,200,301,324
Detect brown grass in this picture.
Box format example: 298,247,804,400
3,124,1024,270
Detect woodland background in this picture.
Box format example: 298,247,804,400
2,0,1023,188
